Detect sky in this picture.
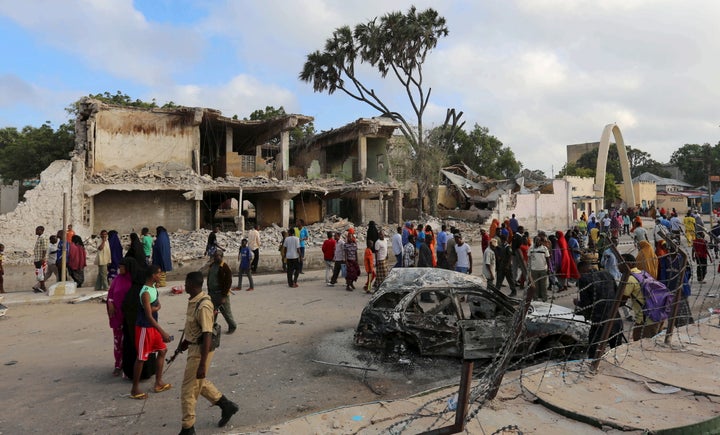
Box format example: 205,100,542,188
1,0,719,177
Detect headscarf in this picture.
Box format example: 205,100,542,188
636,239,658,279
107,230,123,280
555,230,579,279
367,221,379,250
68,235,87,270
152,226,173,272
504,219,514,243
489,219,500,239
126,233,146,263
107,258,133,329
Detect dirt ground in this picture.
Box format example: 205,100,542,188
0,269,465,435
2,232,718,434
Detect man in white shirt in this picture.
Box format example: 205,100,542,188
247,224,261,273
374,230,389,287
329,232,345,285
283,227,301,288
454,234,472,274
391,226,403,268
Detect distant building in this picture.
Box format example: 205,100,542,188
566,142,600,165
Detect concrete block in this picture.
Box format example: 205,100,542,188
48,281,77,297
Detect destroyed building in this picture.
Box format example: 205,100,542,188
0,98,403,252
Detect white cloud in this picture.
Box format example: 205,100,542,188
157,74,298,119
0,0,204,86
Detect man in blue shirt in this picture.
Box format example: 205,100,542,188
295,219,308,274
436,224,448,269
509,214,519,233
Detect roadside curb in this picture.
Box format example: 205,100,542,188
2,269,328,308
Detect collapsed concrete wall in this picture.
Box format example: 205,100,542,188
494,179,573,233
0,160,72,255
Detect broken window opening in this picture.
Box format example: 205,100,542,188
240,155,256,172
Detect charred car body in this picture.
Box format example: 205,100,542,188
354,268,590,360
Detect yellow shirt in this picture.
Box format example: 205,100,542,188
96,240,111,265
184,292,215,344
623,267,652,325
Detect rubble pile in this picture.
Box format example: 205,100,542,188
3,215,486,265
165,216,485,262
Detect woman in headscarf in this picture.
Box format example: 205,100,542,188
635,239,658,279
125,233,146,264
151,226,172,287
554,230,579,291
548,234,561,291
107,230,123,283
68,235,87,287
424,224,437,267
489,219,500,239
503,218,514,243
107,257,133,376
366,221,379,253
121,257,155,379
343,228,360,291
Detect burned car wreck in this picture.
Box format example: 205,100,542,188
354,268,590,360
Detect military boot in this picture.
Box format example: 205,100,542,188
216,395,239,427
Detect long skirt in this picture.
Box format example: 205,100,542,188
345,260,360,283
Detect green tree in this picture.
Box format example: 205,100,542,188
0,122,75,188
574,144,670,180
246,106,315,144
299,6,464,215
604,173,621,206
557,162,595,178
447,124,521,179
670,143,720,186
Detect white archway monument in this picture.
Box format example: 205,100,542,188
594,123,635,209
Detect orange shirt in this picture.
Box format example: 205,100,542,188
364,247,375,273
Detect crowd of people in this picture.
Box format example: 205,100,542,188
10,208,712,431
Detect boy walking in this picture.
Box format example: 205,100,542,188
236,238,254,291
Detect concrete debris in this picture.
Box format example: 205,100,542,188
1,215,485,265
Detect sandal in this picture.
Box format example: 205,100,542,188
129,392,148,400
112,368,122,377
154,383,172,393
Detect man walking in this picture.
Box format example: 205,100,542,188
284,227,301,288
207,251,236,334
32,226,48,293
453,234,472,274
321,231,336,285
496,235,517,297
391,226,403,268
236,238,254,291
374,230,389,288
528,236,551,302
483,238,497,285
575,261,624,358
178,271,239,434
296,220,308,274
247,224,261,273
95,230,111,291
329,232,344,286
436,224,448,269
